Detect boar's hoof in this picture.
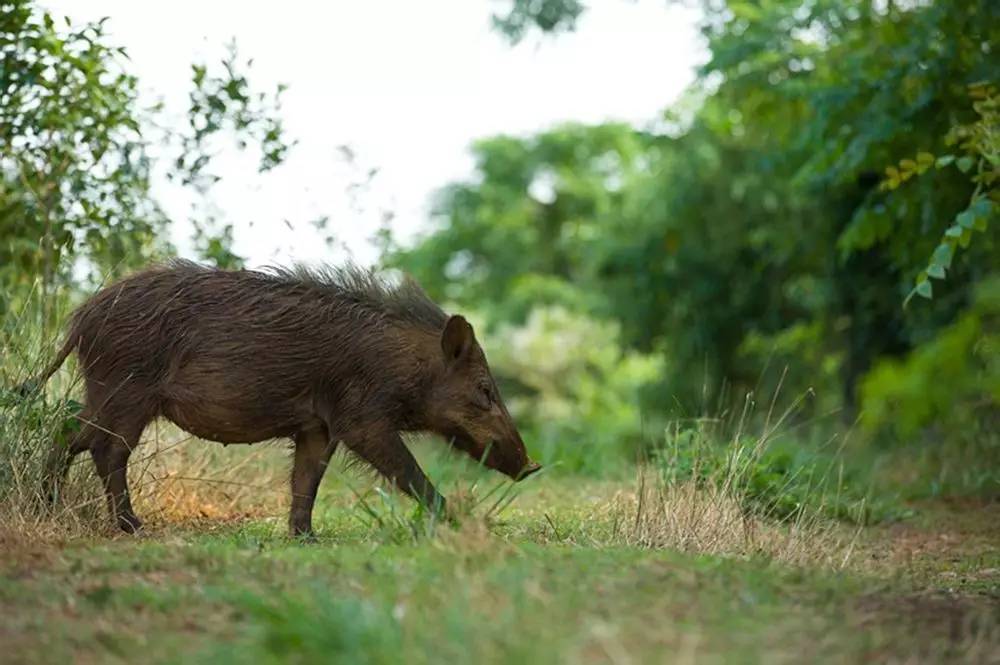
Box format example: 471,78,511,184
290,520,318,541
117,514,143,535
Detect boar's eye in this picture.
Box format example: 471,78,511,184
472,384,492,411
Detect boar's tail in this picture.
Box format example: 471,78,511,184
15,328,80,398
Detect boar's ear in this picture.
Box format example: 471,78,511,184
441,315,475,363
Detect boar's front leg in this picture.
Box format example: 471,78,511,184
289,425,337,537
347,430,446,513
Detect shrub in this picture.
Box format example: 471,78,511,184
480,306,663,474
651,419,906,526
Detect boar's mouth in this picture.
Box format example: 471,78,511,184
446,431,534,480
516,460,543,481
483,440,542,482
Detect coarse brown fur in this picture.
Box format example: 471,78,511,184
31,260,540,536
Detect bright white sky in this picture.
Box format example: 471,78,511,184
42,0,704,268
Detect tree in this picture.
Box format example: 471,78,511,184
0,1,292,320
397,0,998,429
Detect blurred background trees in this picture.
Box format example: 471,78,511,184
2,0,997,483
392,0,998,463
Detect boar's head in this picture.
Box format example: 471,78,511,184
425,315,541,481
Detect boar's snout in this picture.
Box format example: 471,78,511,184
490,430,541,482
517,460,543,481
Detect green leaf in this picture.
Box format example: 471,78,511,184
926,263,946,279
956,210,976,229
955,156,975,173
970,198,993,219
915,280,933,299
882,165,901,190
944,225,963,238
916,152,935,170
931,243,953,269
958,227,972,248
935,155,955,168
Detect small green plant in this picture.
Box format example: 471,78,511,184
0,377,85,517
340,441,533,546
651,417,906,526
0,291,104,532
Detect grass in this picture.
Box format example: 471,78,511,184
1,312,997,663
1,438,998,664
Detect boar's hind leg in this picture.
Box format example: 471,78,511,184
346,431,446,513
289,426,337,537
89,411,148,534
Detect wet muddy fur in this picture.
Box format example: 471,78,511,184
33,261,540,535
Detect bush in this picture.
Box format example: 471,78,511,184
860,276,999,440
480,306,663,474
0,362,93,529
652,419,907,526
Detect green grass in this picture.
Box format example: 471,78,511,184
2,471,998,665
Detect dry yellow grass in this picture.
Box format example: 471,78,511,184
605,470,860,568
126,425,291,526
0,422,293,541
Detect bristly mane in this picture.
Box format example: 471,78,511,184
259,262,449,331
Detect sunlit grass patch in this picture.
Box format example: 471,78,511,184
127,431,291,528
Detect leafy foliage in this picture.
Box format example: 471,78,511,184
491,0,585,43
397,0,999,454
0,1,292,315
861,276,1000,438
177,42,292,192
479,306,663,473
882,82,998,305
1,3,169,311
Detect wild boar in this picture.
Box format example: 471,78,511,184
29,260,540,535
